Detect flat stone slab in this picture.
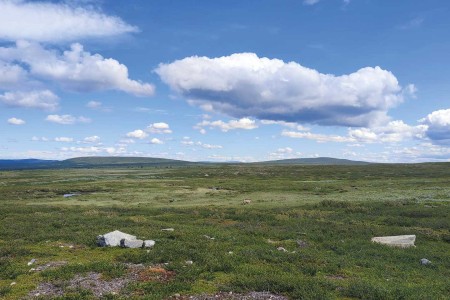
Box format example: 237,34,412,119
97,230,137,247
371,235,416,248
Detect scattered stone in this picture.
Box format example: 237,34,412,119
161,228,175,232
27,258,36,266
97,230,137,247
296,239,308,248
420,258,431,265
63,193,80,198
180,291,288,299
371,235,416,248
203,235,215,240
143,240,156,248
34,261,68,272
185,260,193,265
121,239,144,248
277,247,288,252
242,199,252,205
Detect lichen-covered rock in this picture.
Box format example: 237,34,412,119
97,231,137,247
371,235,416,248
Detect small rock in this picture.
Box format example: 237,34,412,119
420,258,431,265
296,239,308,248
27,258,36,266
161,228,174,232
277,247,288,252
121,239,144,248
174,293,181,297
203,235,215,240
185,260,193,265
143,240,155,248
63,193,80,198
10,282,16,286
228,251,233,255
29,268,36,272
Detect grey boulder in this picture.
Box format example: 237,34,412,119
420,258,431,265
371,235,416,248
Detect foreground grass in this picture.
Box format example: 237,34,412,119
0,164,449,299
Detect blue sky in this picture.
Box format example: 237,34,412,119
1,0,449,162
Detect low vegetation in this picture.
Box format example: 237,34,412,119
0,163,449,299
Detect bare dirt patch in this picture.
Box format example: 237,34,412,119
27,263,175,298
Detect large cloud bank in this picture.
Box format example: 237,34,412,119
157,53,412,127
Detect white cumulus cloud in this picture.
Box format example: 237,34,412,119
282,120,426,144
126,129,148,140
0,90,59,110
420,109,450,142
157,53,410,127
83,136,100,143
0,61,27,88
195,117,258,132
0,41,155,97
0,0,138,43
45,114,91,125
150,138,163,144
7,117,25,125
147,122,172,134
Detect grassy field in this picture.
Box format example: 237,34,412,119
0,163,449,299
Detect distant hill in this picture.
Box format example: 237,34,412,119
256,157,371,165
0,159,59,170
61,156,191,167
0,157,193,170
0,156,371,170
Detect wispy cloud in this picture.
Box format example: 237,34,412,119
45,114,91,125
397,17,424,30
303,0,320,5
0,90,59,111
0,0,138,43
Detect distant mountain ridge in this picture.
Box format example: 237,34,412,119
0,156,371,170
256,157,371,165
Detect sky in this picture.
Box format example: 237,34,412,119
1,0,450,163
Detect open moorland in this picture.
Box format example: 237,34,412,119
0,162,449,299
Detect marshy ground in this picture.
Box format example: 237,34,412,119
0,163,449,299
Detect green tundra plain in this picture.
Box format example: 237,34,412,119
0,163,449,299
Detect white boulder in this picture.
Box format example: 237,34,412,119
143,240,156,248
121,239,144,248
371,235,416,248
97,230,137,247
